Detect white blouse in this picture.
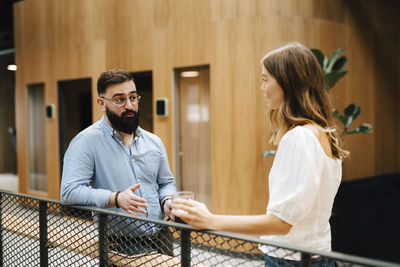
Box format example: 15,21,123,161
259,126,342,260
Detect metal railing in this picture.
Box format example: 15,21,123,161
0,190,398,267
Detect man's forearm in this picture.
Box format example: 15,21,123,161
61,184,111,208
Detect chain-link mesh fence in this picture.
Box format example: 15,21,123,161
1,190,398,267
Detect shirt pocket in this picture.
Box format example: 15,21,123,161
143,155,161,180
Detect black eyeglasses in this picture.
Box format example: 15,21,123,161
101,95,141,108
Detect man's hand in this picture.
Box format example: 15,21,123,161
116,184,148,215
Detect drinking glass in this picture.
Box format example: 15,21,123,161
172,191,194,223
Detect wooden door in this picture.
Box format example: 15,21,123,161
176,67,211,206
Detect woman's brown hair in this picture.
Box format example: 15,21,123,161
263,42,349,159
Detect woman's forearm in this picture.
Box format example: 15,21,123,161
209,214,292,236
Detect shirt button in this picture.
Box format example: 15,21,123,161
132,158,135,162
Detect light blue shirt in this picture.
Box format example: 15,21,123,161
61,116,177,234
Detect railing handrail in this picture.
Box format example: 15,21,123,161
1,189,398,267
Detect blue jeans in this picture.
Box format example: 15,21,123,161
265,255,335,267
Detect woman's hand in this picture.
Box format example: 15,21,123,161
171,199,215,230
172,199,292,235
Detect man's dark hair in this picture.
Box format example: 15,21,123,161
97,69,134,95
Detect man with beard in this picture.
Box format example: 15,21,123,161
60,69,177,256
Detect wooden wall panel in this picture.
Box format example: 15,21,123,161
340,0,400,179
341,24,376,180
14,2,28,194
212,19,259,214
105,0,154,71
14,0,400,215
374,33,400,174
14,0,107,198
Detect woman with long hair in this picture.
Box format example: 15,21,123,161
172,42,349,266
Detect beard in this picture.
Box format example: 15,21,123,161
106,107,140,135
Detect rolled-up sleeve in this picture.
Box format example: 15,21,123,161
267,128,323,226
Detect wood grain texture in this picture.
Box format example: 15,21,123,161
14,0,400,214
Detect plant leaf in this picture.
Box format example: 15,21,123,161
332,109,347,126
323,56,329,71
325,70,348,91
326,48,345,72
343,104,361,128
332,56,348,72
344,103,361,118
311,48,325,69
346,123,373,135
262,150,276,157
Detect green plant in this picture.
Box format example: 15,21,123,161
262,47,372,158
311,48,372,137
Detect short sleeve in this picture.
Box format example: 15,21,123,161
266,127,323,225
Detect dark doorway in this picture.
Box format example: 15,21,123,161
27,83,46,193
58,78,92,175
0,52,16,175
132,71,153,132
